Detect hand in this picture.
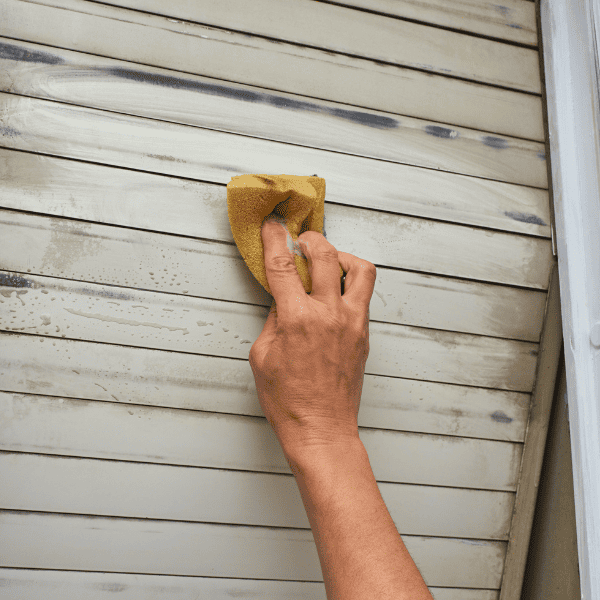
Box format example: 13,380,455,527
249,217,376,466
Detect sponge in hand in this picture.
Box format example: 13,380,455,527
227,174,343,296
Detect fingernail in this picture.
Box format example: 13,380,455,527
262,213,286,228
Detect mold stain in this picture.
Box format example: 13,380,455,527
374,289,387,307
108,66,398,129
95,583,128,593
482,136,509,150
424,125,458,139
0,126,20,139
504,211,547,226
491,410,513,424
0,41,64,65
0,272,34,289
537,152,546,161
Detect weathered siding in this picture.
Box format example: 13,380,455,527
0,1,558,598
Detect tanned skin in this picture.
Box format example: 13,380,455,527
249,217,434,600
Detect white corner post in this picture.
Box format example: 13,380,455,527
540,0,600,598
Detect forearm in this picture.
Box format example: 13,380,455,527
287,438,434,600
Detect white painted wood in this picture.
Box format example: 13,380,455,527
0,194,553,295
94,0,541,92
0,158,550,333
0,452,515,539
541,1,600,598
0,392,523,490
0,334,531,442
0,273,539,391
328,0,536,45
0,152,548,342
0,38,549,188
0,0,545,139
0,92,551,237
0,511,506,587
0,569,499,600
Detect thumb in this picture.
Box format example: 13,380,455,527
261,216,307,305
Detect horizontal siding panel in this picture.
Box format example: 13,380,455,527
0,0,544,139
0,92,551,236
94,0,541,92
335,0,536,45
0,392,523,491
0,452,515,539
0,511,506,587
0,157,548,341
0,273,538,391
0,569,499,600
0,203,553,296
1,334,531,442
0,38,548,188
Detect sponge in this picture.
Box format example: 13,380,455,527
227,174,344,296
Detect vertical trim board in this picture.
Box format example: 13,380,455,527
498,264,562,598
540,1,600,598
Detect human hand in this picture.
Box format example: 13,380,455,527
248,216,376,467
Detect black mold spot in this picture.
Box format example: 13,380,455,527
266,95,315,111
77,287,132,301
96,583,128,593
108,66,264,102
504,211,547,226
425,125,458,139
0,41,64,65
108,66,397,129
482,136,509,150
207,163,244,173
329,107,397,129
508,24,523,29
491,410,513,424
494,5,510,17
537,152,546,161
0,126,20,138
0,273,33,288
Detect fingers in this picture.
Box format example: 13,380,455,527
261,218,307,308
337,250,377,313
297,231,344,302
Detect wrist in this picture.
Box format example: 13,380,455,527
284,435,371,487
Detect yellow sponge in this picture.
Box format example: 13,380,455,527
227,174,343,296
